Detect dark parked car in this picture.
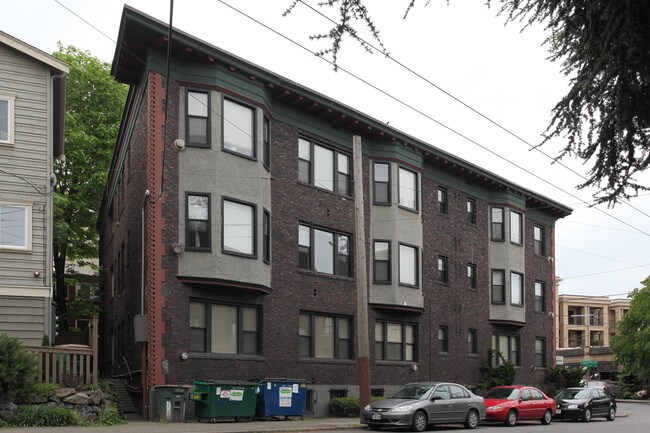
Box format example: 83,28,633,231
483,385,556,426
362,382,486,431
554,387,616,422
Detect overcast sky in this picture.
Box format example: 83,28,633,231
3,0,648,298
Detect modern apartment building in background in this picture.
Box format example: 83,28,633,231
556,294,630,381
99,7,572,418
0,31,67,346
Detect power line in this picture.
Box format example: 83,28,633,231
561,264,650,280
216,0,649,237
52,0,649,237
295,0,650,219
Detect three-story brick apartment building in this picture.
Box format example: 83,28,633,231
99,6,571,418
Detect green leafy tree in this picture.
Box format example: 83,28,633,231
52,45,127,330
611,277,650,381
285,0,650,205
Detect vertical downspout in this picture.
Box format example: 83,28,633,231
141,189,150,419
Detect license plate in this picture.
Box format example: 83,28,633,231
372,413,381,420
556,409,562,414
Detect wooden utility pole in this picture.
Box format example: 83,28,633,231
353,135,371,421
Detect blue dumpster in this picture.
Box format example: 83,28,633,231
255,378,308,420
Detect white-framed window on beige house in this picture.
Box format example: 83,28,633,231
0,95,15,144
0,203,31,250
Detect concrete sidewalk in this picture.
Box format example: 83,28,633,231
0,416,365,433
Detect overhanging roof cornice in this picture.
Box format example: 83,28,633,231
113,5,572,219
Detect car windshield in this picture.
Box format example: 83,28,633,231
484,388,520,400
390,384,434,400
556,389,592,400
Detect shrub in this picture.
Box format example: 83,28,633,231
92,404,126,426
6,405,81,427
544,366,584,396
0,334,37,401
15,382,59,403
330,397,359,417
330,396,384,417
62,373,87,391
477,349,516,390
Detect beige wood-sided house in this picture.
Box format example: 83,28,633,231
0,31,67,346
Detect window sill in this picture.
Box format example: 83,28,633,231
397,205,419,214
376,360,418,366
298,357,355,365
297,180,353,200
298,268,353,281
189,353,265,361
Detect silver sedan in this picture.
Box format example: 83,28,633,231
362,382,486,431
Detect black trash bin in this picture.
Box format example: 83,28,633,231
256,379,308,420
154,385,190,422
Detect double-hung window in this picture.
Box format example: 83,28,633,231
534,281,545,312
437,188,448,214
534,225,545,256
223,98,255,158
263,209,270,263
373,162,390,204
0,204,30,250
438,326,449,353
298,138,351,195
263,116,271,169
186,193,210,250
398,243,418,287
0,95,15,144
510,272,523,306
492,333,520,366
298,137,351,194
467,263,477,289
398,167,418,211
467,198,476,224
223,198,256,256
298,224,351,277
510,210,522,244
535,337,546,367
373,241,391,283
491,207,504,240
468,329,477,355
437,256,448,283
186,91,209,147
491,269,505,304
299,312,351,359
375,321,416,362
189,301,260,355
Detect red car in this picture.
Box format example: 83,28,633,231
484,385,556,426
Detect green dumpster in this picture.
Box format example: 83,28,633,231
191,380,259,422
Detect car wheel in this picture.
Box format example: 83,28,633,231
464,409,479,429
541,409,552,425
606,407,616,421
504,409,518,427
582,407,592,422
369,424,383,431
411,410,428,432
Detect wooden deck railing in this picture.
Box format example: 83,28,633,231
26,317,99,386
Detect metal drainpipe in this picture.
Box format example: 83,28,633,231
141,189,150,420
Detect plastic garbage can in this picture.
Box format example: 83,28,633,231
154,385,190,422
